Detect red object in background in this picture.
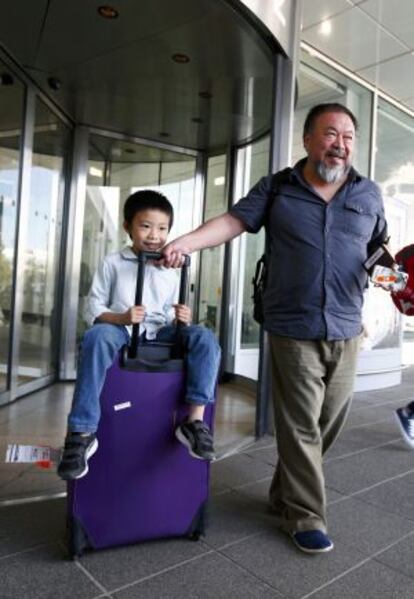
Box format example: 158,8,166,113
391,244,414,315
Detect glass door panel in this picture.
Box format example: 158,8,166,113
76,135,198,347
197,154,227,333
239,137,270,349
0,65,24,394
17,98,70,385
231,136,269,380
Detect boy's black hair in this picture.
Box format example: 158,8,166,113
123,190,174,230
303,103,359,138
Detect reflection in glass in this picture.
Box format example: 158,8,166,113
198,155,227,334
240,137,270,348
0,67,24,392
293,49,372,176
17,99,70,385
374,100,414,360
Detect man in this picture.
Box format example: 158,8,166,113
163,103,388,554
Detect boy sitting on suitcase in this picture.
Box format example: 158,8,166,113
57,190,220,481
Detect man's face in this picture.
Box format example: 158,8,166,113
303,111,355,183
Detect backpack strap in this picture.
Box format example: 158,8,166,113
251,167,292,324
267,167,292,212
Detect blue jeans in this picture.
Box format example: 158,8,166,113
68,323,221,433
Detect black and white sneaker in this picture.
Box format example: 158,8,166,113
395,407,414,448
175,420,216,461
57,433,98,480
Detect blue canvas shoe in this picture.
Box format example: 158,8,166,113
395,407,414,448
291,529,334,554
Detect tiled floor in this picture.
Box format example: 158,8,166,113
1,370,414,598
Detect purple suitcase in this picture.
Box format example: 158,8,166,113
67,252,214,557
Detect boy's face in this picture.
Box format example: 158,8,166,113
124,209,170,253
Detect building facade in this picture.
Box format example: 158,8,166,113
1,0,413,435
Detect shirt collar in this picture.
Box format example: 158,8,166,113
120,246,139,261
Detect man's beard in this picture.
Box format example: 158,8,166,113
315,160,350,184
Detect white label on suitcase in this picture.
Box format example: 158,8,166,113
114,401,132,411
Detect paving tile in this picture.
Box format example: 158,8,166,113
325,419,400,460
374,532,414,579
0,498,66,557
0,468,65,500
241,435,275,451
327,496,414,556
344,404,397,430
324,442,414,494
80,536,210,591
203,490,277,549
112,551,284,599
1,542,101,599
211,453,274,490
356,475,414,520
309,559,414,599
222,530,366,598
243,444,278,467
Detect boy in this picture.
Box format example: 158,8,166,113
57,190,220,481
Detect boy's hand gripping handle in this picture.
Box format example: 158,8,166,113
128,251,191,359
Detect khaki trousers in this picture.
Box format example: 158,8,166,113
268,334,361,533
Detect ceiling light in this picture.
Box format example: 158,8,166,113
47,76,61,91
98,5,119,19
172,53,190,64
319,20,332,36
214,177,225,187
89,166,103,178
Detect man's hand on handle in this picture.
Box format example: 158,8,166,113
162,240,191,268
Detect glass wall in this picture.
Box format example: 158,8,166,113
240,137,270,348
0,63,24,394
294,46,414,389
293,48,372,175
197,154,227,333
17,98,71,385
230,136,270,380
76,135,198,345
374,100,414,362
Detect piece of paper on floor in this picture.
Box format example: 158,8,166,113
6,444,51,463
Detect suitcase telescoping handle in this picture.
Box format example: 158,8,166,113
128,250,191,359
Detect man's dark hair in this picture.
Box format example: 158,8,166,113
303,103,359,138
123,190,174,230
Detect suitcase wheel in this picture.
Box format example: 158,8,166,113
188,530,201,541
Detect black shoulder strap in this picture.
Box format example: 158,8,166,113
269,166,292,201
264,167,292,250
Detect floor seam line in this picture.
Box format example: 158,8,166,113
215,544,290,597
324,437,403,464
74,558,113,597
299,529,414,599
351,396,414,412
328,466,414,505
0,541,53,561
105,549,215,594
